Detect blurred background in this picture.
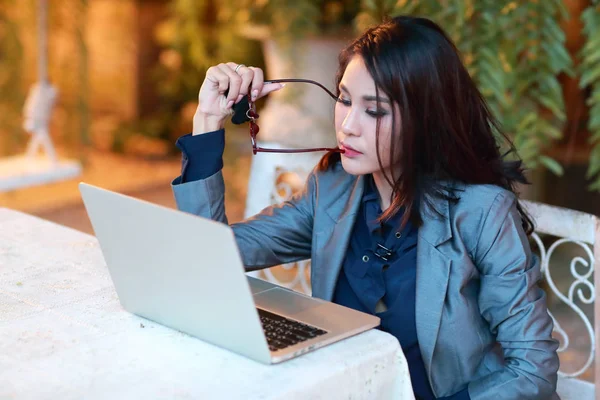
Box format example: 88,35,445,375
1,0,600,384
1,0,599,220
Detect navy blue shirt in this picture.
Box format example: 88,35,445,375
332,176,435,398
176,130,470,399
175,129,225,182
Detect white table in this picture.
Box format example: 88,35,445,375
0,208,415,399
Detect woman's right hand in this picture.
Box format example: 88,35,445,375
193,62,284,135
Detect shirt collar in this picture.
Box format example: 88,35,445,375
362,175,404,233
362,174,380,203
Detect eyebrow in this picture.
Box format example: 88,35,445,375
339,83,391,104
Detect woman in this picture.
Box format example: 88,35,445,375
172,16,559,400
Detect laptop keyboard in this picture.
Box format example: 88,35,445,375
257,308,328,352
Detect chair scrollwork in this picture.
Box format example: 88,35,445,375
257,166,313,295
530,233,595,378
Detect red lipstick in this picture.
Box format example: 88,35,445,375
340,143,362,158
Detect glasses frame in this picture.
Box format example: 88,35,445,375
241,78,345,155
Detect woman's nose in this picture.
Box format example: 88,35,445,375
340,108,360,136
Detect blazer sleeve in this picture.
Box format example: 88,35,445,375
468,192,560,399
171,169,315,271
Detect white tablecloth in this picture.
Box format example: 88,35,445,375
0,207,415,400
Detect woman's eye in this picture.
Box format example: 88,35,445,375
366,109,388,118
337,97,387,117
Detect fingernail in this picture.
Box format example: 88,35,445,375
226,100,234,109
280,83,286,88
252,89,258,100
236,94,244,104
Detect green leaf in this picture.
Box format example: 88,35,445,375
591,87,600,102
581,7,600,32
537,95,566,121
582,34,600,54
539,155,564,176
517,112,538,131
587,152,600,178
516,138,540,156
588,179,600,192
541,42,574,75
556,0,571,20
580,65,600,88
480,71,506,102
478,47,499,64
363,0,378,12
542,17,566,43
539,75,566,106
581,56,600,74
534,118,564,140
587,144,600,173
589,110,600,130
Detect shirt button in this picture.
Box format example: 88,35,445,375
395,232,402,239
362,255,369,262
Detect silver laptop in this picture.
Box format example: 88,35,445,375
79,183,380,364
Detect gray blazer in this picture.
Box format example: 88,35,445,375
172,161,559,399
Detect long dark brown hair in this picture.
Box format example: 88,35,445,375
318,15,534,234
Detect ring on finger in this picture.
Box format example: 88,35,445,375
234,64,245,74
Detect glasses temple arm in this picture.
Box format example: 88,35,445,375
265,79,338,100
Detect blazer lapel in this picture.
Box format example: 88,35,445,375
311,175,365,301
415,196,453,383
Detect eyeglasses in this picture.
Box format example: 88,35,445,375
231,79,345,155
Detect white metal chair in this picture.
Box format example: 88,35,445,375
522,200,599,399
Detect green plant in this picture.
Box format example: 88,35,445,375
121,0,263,147
138,1,600,190
131,0,364,147
184,0,600,190
226,0,361,41
580,4,600,190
